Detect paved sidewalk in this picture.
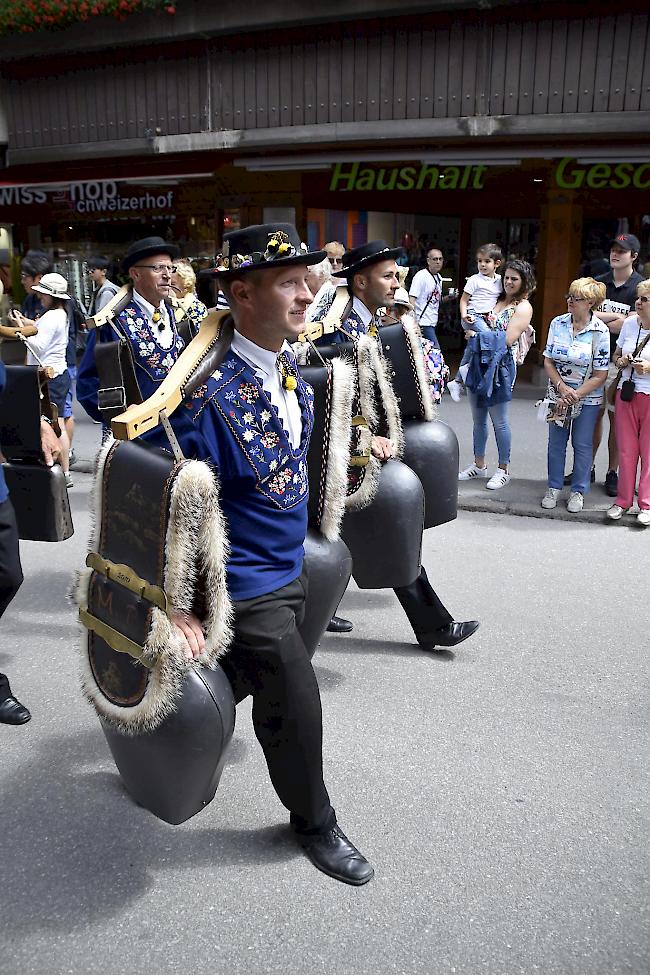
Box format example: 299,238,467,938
439,377,634,525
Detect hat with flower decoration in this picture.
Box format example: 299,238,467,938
214,224,325,279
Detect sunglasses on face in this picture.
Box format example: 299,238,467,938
565,294,587,302
637,295,649,304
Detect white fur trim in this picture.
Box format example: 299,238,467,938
76,440,232,734
318,357,354,540
357,333,404,457
402,317,438,421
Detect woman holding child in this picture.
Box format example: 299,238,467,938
457,257,535,490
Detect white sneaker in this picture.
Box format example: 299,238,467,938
637,510,650,527
486,470,511,490
458,463,489,481
541,487,560,509
567,491,584,513
606,504,627,521
448,380,463,402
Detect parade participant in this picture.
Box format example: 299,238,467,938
541,278,609,513
408,246,444,344
6,272,74,486
0,341,62,725
458,259,535,489
593,234,644,497
77,236,188,424
156,223,373,885
87,256,119,315
309,240,479,651
171,259,208,332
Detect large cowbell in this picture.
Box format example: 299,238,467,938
76,439,235,825
341,459,424,590
379,321,459,529
402,420,459,529
0,364,73,542
299,360,355,654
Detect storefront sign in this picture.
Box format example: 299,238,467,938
555,157,650,190
329,162,487,192
0,180,174,213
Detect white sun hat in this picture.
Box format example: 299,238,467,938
31,272,71,300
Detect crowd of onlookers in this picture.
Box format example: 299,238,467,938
309,233,650,526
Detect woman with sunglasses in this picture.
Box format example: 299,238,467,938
607,279,650,526
541,278,610,512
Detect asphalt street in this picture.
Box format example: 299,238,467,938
1,400,648,975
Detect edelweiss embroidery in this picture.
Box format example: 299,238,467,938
116,302,184,381
199,353,313,509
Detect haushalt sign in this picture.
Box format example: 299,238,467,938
328,158,650,192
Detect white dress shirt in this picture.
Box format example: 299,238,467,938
230,330,303,449
132,289,174,349
351,296,375,329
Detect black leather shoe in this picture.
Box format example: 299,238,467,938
419,620,480,651
326,615,354,634
298,825,374,885
605,469,618,497
0,696,31,725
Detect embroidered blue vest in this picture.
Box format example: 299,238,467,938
187,350,314,600
77,299,185,423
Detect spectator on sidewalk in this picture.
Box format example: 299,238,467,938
8,273,74,487
88,256,119,315
606,279,650,527
457,260,535,490
541,278,609,514
408,246,444,346
171,260,208,333
324,241,345,274
19,250,52,319
593,234,644,497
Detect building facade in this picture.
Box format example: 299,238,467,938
1,0,648,351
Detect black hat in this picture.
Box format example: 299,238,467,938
215,224,325,280
122,236,180,273
87,255,110,271
333,240,406,278
610,233,641,254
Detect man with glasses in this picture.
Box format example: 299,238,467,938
77,236,187,425
87,256,119,315
409,246,445,344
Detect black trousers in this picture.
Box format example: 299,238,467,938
220,568,335,835
393,565,453,640
0,499,24,702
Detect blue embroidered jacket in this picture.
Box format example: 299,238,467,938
77,299,185,423
184,349,314,601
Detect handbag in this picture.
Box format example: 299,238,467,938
608,327,650,405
